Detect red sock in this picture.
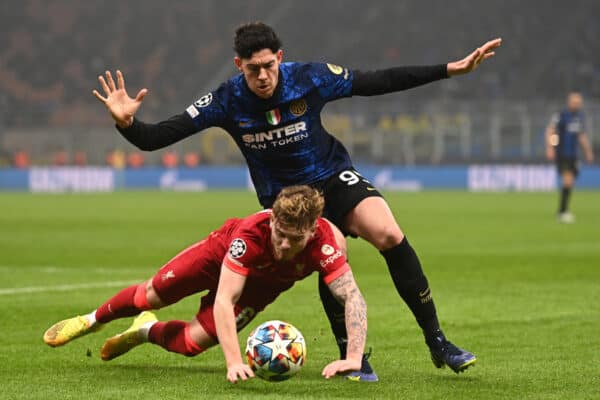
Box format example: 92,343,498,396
148,321,204,357
95,284,144,323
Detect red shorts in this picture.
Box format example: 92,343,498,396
150,232,285,340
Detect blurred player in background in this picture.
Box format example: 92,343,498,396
92,22,501,379
44,186,367,383
545,92,594,223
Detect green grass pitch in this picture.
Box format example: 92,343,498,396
1,190,599,399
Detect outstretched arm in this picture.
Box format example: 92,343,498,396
93,70,148,128
446,38,502,76
351,38,501,96
321,269,367,379
213,264,255,384
92,69,198,151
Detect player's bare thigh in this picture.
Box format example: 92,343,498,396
144,279,167,308
344,196,404,251
562,171,575,188
143,281,217,349
188,318,218,349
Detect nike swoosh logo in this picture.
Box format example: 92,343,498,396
366,187,377,191
419,288,431,297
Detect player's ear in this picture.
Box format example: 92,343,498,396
309,221,317,236
234,57,243,72
276,49,283,63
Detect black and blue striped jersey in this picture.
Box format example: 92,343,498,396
184,62,354,205
552,110,585,159
116,62,448,206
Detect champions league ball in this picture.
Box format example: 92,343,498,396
245,320,306,382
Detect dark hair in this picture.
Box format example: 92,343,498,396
234,22,282,59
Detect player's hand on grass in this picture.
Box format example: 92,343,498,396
447,38,502,76
92,70,148,129
226,363,255,384
321,359,361,379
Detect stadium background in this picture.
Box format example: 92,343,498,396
1,0,599,175
1,2,600,399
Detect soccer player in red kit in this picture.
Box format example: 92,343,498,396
43,185,367,383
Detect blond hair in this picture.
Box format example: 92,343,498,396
272,185,325,230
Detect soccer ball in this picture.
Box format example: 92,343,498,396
245,320,306,382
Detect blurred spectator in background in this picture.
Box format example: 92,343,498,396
545,91,594,223
74,150,87,166
183,152,200,168
106,149,126,169
52,150,69,166
161,151,178,169
13,149,30,169
127,152,145,169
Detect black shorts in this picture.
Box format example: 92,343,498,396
315,168,383,236
556,158,579,177
259,168,383,236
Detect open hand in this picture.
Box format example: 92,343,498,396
92,70,148,129
321,359,362,379
226,363,255,384
447,38,502,76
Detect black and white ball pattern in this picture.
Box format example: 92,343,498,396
229,238,247,258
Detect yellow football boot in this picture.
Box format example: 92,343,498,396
100,311,157,361
44,315,102,347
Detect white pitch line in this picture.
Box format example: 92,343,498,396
0,280,139,296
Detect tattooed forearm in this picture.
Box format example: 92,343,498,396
328,270,367,360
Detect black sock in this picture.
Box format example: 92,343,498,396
559,187,571,213
381,237,441,339
318,276,348,359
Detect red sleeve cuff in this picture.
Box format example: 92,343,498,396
322,262,351,285
223,256,249,276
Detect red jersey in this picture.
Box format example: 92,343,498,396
220,210,349,289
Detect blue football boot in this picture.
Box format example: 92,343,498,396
346,348,379,382
427,332,476,373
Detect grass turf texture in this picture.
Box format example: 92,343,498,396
1,191,599,399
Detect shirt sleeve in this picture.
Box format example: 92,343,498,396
312,235,349,285
222,236,262,276
351,64,449,96
322,262,351,285
116,113,198,151
308,62,354,102
184,83,228,131
115,84,228,151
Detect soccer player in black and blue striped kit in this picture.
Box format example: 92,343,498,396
93,22,501,381
545,92,594,223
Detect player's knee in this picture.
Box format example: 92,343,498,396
371,225,404,251
135,281,165,310
183,325,207,357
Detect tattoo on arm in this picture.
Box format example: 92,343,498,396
328,270,367,359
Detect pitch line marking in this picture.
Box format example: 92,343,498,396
0,280,139,296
